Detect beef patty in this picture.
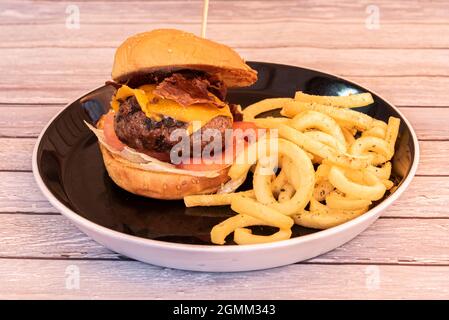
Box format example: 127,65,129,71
114,96,233,155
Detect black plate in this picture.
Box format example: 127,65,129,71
36,62,415,245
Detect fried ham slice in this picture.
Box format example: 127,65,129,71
154,73,226,107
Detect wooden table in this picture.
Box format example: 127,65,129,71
1,0,448,299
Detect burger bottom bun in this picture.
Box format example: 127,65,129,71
99,144,230,200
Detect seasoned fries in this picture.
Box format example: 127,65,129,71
281,100,380,131
293,199,368,230
184,92,401,245
253,139,315,215
184,190,255,207
242,98,293,121
294,91,374,108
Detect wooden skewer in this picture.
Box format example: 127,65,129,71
201,0,210,38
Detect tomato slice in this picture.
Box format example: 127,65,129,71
103,112,125,151
232,121,259,132
102,115,261,169
231,121,262,142
176,121,260,171
176,159,229,172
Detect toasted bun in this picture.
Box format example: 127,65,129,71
99,145,230,200
112,29,257,87
96,117,230,200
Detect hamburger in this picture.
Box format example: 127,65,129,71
88,29,258,199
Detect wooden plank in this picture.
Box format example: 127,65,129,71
2,0,448,25
0,259,448,299
245,48,449,77
0,172,59,213
372,177,449,217
0,106,61,138
0,138,36,171
1,138,447,176
3,22,449,49
0,106,448,140
1,74,449,106
2,47,448,78
418,141,449,175
400,108,449,140
0,105,449,140
1,213,449,266
0,172,447,217
1,44,449,105
0,213,119,260
351,77,449,108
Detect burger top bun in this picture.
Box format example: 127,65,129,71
112,29,257,87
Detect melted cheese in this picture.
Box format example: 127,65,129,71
111,84,232,129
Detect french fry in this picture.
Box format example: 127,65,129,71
278,124,370,169
228,136,277,180
234,227,292,245
362,125,386,139
184,190,255,207
253,117,290,129
293,199,368,229
366,162,392,180
325,191,372,210
280,157,300,189
385,116,401,155
313,180,334,201
315,163,332,181
210,214,267,245
382,179,395,190
349,136,392,165
278,183,296,203
231,196,294,230
304,131,346,154
271,169,288,196
243,98,293,121
294,91,374,108
253,139,315,215
342,127,356,145
281,100,377,131
291,110,347,147
328,166,386,201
